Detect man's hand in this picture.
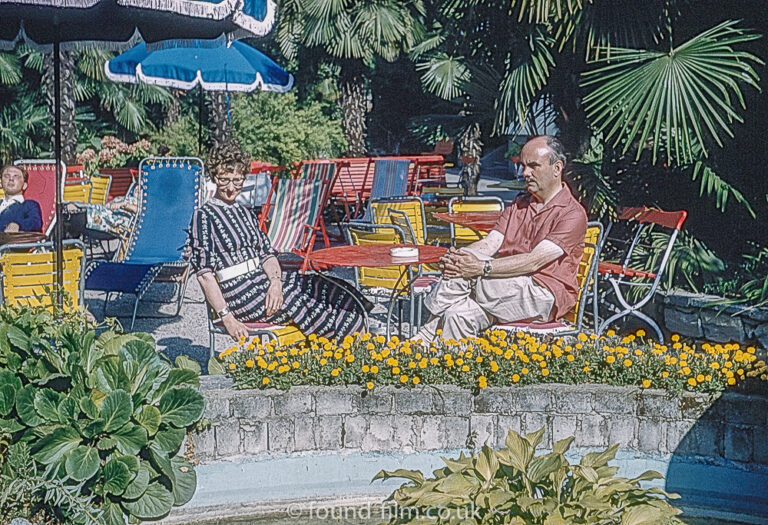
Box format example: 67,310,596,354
442,249,485,280
222,314,250,341
265,280,284,317
4,222,19,233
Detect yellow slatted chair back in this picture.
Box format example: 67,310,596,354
347,225,409,291
63,182,91,203
89,175,111,205
370,198,427,245
563,223,601,324
449,197,504,247
0,244,85,312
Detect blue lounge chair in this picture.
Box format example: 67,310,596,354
358,159,411,222
84,157,203,329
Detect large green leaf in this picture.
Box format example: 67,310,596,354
15,386,43,426
65,445,100,481
0,369,22,391
34,388,62,423
582,20,762,165
113,424,148,455
157,387,204,428
103,457,133,495
151,426,185,455
0,384,16,416
122,481,174,519
34,426,82,464
123,463,151,500
171,456,197,506
135,405,161,435
101,389,132,432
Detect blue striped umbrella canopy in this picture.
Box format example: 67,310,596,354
106,39,293,93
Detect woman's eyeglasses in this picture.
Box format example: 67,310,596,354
216,177,245,188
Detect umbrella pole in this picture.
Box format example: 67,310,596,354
53,39,64,309
198,86,203,155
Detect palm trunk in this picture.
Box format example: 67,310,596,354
43,50,77,165
459,123,483,195
208,92,232,151
164,90,183,128
339,68,368,157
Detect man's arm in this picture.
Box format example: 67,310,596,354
3,201,42,232
442,239,564,280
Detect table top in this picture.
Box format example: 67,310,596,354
432,211,501,232
310,244,447,268
0,232,46,246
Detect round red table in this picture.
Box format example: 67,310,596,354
0,232,46,246
309,244,447,268
431,211,501,232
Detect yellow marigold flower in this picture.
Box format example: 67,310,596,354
366,381,374,390
262,377,270,385
705,375,712,381
696,374,705,383
575,343,583,350
429,357,438,366
228,363,236,370
687,378,697,387
671,334,680,342
512,374,520,383
577,333,588,342
361,332,370,342
455,358,464,366
345,354,355,363
606,355,616,364
634,349,643,357
522,367,529,375
539,361,547,368
320,358,327,366
267,362,277,371
412,376,420,385
399,374,408,384
490,361,499,372
392,366,401,375
292,361,300,369
362,365,370,373
478,375,487,389
683,367,691,375
623,359,632,367
566,354,575,362
375,335,386,344
541,369,549,377
461,365,470,372
641,379,651,388
371,365,379,374
662,371,669,378
727,377,736,385
246,359,254,368
583,366,590,372
419,359,428,369
606,329,616,337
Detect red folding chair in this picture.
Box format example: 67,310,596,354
14,159,65,235
596,207,687,342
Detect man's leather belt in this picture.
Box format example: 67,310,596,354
215,257,260,282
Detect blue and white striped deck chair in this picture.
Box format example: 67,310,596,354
358,159,411,222
84,157,203,329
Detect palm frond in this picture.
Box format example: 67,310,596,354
415,53,470,101
18,43,43,72
582,20,763,165
568,135,619,220
690,160,755,217
0,52,21,85
77,48,112,80
510,0,584,24
409,29,445,60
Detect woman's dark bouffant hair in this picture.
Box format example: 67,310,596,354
206,141,250,179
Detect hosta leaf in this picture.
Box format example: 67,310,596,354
0,384,16,416
0,369,22,391
121,481,174,520
525,427,546,448
154,369,199,402
113,424,148,455
34,389,62,422
630,470,664,483
207,355,225,375
158,387,204,428
58,396,79,423
6,325,31,351
135,405,161,435
0,417,24,433
621,504,669,525
527,452,562,483
552,436,574,455
34,426,81,464
504,429,533,472
171,456,197,506
103,457,133,495
474,445,499,482
101,389,132,432
65,445,100,481
580,443,618,468
123,463,151,500
151,426,185,455
373,468,426,484
438,472,476,494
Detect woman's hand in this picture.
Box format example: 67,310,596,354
107,200,123,211
222,313,250,341
265,280,284,317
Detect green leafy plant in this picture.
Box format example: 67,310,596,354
375,427,683,524
0,305,205,524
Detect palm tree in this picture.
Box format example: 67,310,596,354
42,49,78,164
277,0,426,156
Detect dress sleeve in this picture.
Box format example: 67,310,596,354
189,208,216,275
253,224,278,261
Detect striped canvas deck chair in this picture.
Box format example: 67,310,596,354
12,159,64,235
259,161,336,272
358,159,411,222
0,239,85,312
84,157,203,329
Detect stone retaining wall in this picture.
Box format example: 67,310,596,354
193,376,768,469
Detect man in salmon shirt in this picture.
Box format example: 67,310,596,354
415,135,587,343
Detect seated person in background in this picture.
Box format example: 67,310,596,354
415,135,587,343
66,180,139,239
189,143,366,341
0,164,42,232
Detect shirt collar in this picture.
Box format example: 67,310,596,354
2,194,24,205
208,197,234,207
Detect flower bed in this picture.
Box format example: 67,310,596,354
219,329,767,393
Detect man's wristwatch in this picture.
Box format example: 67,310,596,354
482,259,492,278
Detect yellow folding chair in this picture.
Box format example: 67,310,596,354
448,196,504,247
88,174,112,205
370,197,428,244
0,240,86,312
63,181,91,203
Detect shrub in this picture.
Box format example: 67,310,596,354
147,113,204,158
220,329,767,393
374,427,683,524
0,305,205,524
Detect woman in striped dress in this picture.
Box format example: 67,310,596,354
190,148,365,341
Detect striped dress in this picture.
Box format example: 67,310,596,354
189,198,365,339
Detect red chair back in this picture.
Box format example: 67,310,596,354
100,167,138,201
14,160,62,234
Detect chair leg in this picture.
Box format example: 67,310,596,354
129,295,141,330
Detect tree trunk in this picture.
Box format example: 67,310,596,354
459,123,483,195
43,50,77,165
339,69,368,157
164,90,183,128
208,91,232,151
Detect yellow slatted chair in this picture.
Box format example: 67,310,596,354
0,240,86,312
370,197,427,245
63,181,91,203
493,222,603,336
448,196,504,247
88,174,112,205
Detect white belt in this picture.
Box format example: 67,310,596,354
216,257,260,282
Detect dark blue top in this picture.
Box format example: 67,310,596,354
0,200,43,232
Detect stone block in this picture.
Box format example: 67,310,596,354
419,416,443,449
592,387,636,415
362,416,395,451
495,416,522,449
753,428,768,465
723,394,767,426
687,420,721,457
755,324,768,349
394,390,436,414
474,389,516,414
605,416,636,448
359,391,392,413
273,391,313,416
214,420,240,457
193,427,215,460
442,417,470,448
437,391,473,415
392,415,420,451
701,310,745,343
230,394,271,419
554,389,592,414
315,416,343,450
576,415,606,448
638,392,681,419
550,416,578,445
664,308,703,338
637,419,665,454
343,416,368,449
294,418,316,451
241,422,267,455
470,415,496,448
511,387,551,412
315,391,358,415
665,420,696,454
680,393,718,419
724,426,752,463
204,395,231,420
267,418,294,453
521,413,550,448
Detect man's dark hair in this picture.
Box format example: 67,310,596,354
1,164,28,183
